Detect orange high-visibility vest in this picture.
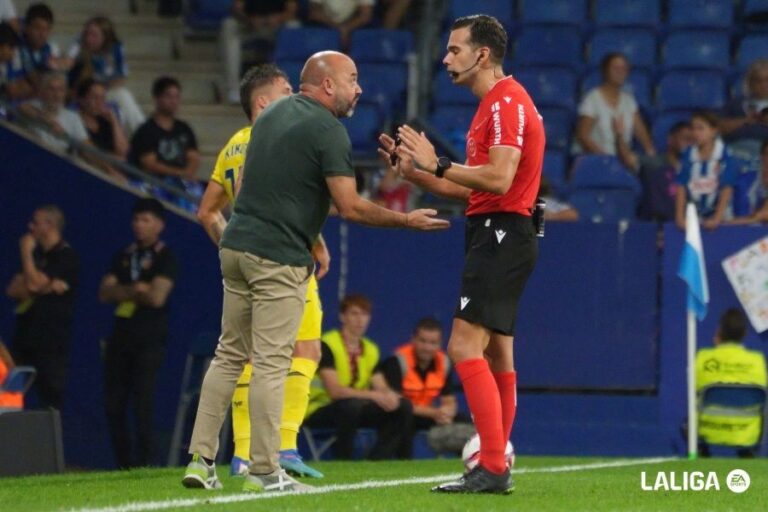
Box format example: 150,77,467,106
0,360,23,409
395,344,450,407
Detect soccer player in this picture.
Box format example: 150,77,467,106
197,64,327,478
381,14,544,493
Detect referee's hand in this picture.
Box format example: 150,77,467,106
405,208,450,231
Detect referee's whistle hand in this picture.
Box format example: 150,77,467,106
405,209,451,231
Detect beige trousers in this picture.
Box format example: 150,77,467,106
189,248,309,474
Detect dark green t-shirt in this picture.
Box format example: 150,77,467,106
221,94,354,266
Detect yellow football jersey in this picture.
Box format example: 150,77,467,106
210,126,251,203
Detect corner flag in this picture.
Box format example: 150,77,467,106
678,203,709,321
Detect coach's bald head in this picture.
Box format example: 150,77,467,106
300,51,362,118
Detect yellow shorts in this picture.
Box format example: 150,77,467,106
296,273,322,341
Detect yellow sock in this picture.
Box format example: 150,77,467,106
231,364,252,460
279,357,318,451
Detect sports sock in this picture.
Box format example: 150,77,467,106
456,358,506,474
231,364,252,460
493,371,517,444
279,357,318,451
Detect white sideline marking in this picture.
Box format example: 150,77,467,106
69,457,677,512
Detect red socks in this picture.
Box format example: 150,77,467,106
455,358,506,474
493,371,517,443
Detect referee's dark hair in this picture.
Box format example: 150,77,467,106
413,317,443,335
718,308,747,342
451,15,507,64
152,76,181,98
132,197,166,221
239,64,289,120
25,3,54,24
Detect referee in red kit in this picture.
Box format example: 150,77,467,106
379,14,545,494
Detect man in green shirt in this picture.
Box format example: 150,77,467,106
183,50,448,493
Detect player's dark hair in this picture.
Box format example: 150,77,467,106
413,317,442,335
600,52,628,80
25,3,54,25
340,294,372,314
669,121,691,136
132,198,166,221
692,110,720,129
451,15,507,64
718,308,747,342
239,64,289,120
152,76,181,98
0,22,20,47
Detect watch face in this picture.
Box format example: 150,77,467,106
438,157,451,169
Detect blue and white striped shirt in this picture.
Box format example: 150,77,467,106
676,138,737,218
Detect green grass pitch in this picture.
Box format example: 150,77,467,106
1,456,765,511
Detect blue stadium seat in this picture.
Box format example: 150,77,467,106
744,0,768,20
539,107,575,150
340,103,382,154
581,69,652,111
663,31,730,71
668,0,733,30
737,35,768,70
433,71,476,105
657,71,726,111
350,29,414,63
448,0,513,27
588,28,657,69
358,62,408,111
569,156,641,222
520,0,587,26
277,60,304,89
593,0,660,27
273,28,340,62
184,0,230,31
429,105,475,160
514,67,577,109
514,27,582,69
651,111,691,151
543,149,568,193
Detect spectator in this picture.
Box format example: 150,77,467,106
98,198,178,469
307,0,375,48
17,4,65,84
575,53,654,157
0,20,30,100
0,338,23,409
305,294,413,460
374,164,412,212
0,0,19,34
617,121,694,222
721,59,768,157
76,78,129,180
18,71,89,151
377,317,467,456
220,1,299,104
67,16,145,134
674,111,737,231
129,76,202,202
4,205,78,411
730,140,768,225
695,308,767,457
539,177,579,222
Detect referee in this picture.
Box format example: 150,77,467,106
184,50,448,493
381,15,545,493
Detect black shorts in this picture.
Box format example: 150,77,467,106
453,212,538,336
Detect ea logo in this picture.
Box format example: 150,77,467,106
726,469,750,494
467,137,477,157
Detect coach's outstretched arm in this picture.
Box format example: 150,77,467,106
396,124,521,195
326,175,450,231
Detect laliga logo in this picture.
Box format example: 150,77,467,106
640,469,750,493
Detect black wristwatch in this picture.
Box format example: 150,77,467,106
434,156,452,178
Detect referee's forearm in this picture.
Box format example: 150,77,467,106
408,170,470,203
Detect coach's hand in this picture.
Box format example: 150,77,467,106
405,208,450,231
397,125,439,174
312,239,331,280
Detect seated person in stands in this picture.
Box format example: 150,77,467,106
730,140,768,225
76,78,128,180
67,16,144,134
538,177,578,222
0,21,31,100
129,76,202,203
616,120,693,222
18,70,89,151
17,4,66,86
220,0,299,104
720,59,768,157
674,111,737,231
377,317,467,456
695,308,767,458
0,337,23,409
374,164,413,212
305,294,413,460
0,0,20,33
575,53,654,157
308,0,374,48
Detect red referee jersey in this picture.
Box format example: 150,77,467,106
464,76,545,217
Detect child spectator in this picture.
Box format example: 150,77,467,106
730,140,768,225
539,177,579,222
17,4,65,84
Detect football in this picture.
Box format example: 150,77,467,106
461,434,515,472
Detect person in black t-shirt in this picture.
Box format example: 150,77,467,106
77,78,129,181
98,198,178,469
5,205,79,411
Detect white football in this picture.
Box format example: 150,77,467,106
461,433,515,472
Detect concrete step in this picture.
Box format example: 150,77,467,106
177,39,218,61
130,73,218,104
130,58,221,74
